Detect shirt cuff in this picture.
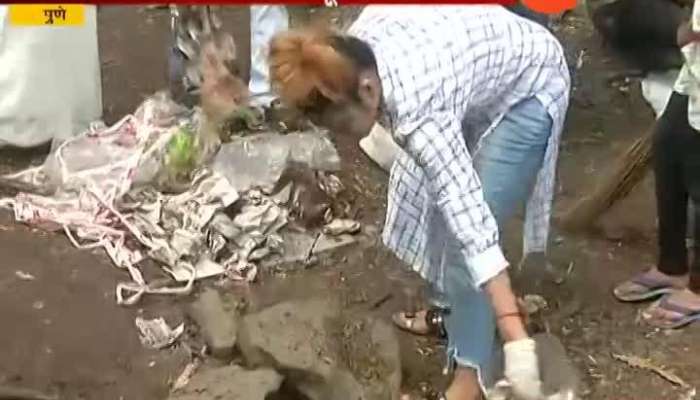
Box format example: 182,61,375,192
465,244,510,288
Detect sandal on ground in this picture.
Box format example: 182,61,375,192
613,271,679,302
392,308,448,338
642,293,700,329
400,392,447,400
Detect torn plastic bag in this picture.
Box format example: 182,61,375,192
212,130,341,193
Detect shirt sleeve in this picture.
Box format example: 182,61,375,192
400,112,509,287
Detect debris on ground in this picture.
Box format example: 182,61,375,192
14,270,35,281
612,353,690,388
323,219,361,236
171,358,202,393
135,316,185,350
680,388,698,400
0,91,360,305
522,294,550,315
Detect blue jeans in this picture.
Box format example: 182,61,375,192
431,96,552,391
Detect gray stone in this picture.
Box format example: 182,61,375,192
262,231,357,269
188,288,237,360
534,333,580,399
237,298,401,400
314,233,357,254
169,365,282,400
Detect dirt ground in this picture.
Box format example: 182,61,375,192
0,5,698,400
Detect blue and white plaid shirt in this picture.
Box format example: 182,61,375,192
349,6,570,288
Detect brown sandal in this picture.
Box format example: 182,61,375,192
392,307,448,338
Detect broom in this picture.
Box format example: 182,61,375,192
558,0,658,231
559,125,654,231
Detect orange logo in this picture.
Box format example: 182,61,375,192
522,0,577,14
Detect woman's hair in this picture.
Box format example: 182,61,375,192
269,28,377,109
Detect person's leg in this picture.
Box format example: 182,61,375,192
655,95,690,278
435,236,496,400
472,97,552,227
640,103,700,328
249,6,288,108
614,92,690,302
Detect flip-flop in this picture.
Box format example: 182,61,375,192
643,296,700,329
392,308,448,338
613,273,678,302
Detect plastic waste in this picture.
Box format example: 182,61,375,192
212,131,341,193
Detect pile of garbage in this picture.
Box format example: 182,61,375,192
0,93,360,305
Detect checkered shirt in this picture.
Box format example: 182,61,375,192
348,6,571,288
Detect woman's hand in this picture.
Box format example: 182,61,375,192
484,271,545,400
504,338,544,400
677,20,700,48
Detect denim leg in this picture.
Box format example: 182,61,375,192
473,97,553,228
438,97,553,391
441,238,500,392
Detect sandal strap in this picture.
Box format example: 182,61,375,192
658,296,700,316
426,308,448,339
632,274,675,290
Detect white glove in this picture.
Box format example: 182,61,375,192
504,338,545,400
359,123,405,173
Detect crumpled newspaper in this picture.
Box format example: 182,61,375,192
124,184,287,286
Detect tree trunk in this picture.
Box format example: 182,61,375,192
559,126,654,231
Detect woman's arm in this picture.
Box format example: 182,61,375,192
484,271,529,340
402,113,543,400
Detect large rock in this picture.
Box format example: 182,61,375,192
169,365,282,400
534,333,580,399
188,288,238,359
487,333,581,400
237,298,401,400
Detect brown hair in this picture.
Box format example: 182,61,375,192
269,28,358,109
